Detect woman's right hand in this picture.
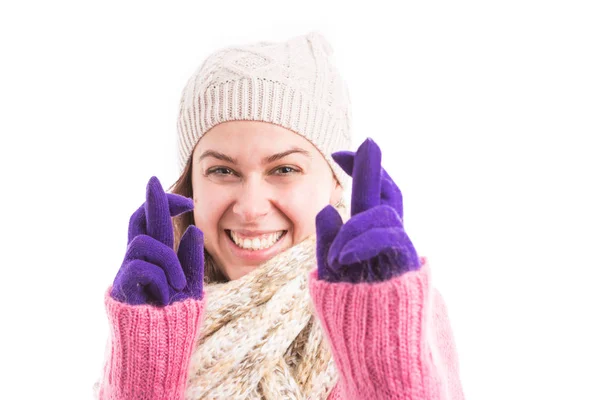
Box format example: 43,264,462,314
110,176,205,306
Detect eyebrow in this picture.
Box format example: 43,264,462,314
197,147,312,164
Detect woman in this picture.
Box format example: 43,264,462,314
96,31,464,399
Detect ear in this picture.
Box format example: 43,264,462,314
329,178,344,206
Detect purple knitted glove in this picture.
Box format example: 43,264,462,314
316,138,421,283
110,176,204,306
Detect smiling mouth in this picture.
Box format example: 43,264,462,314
225,229,287,251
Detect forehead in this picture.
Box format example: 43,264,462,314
194,120,317,156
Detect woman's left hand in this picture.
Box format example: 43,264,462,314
316,138,421,283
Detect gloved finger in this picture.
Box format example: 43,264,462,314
350,138,382,215
177,225,205,300
381,171,404,221
124,235,186,291
315,205,343,280
145,176,174,248
331,150,355,177
111,259,170,306
332,150,403,219
336,226,417,266
128,193,194,244
327,205,402,266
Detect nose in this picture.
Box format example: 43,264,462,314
232,176,271,222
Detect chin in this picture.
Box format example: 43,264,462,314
226,265,258,281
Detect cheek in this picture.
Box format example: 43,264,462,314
192,184,230,243
277,180,331,239
300,174,332,208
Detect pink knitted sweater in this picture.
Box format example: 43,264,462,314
98,259,464,399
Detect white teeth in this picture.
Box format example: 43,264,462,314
229,230,285,251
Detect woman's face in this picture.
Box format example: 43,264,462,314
191,120,343,280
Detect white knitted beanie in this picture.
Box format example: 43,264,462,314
176,31,353,189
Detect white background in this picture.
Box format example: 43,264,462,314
1,1,598,399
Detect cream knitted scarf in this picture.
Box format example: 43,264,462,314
184,234,339,400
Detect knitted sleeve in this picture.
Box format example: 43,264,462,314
94,287,205,400
309,258,465,400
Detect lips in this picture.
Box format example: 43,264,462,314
226,229,286,251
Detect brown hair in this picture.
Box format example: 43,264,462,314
167,155,229,284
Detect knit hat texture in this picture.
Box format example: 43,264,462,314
176,31,353,189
